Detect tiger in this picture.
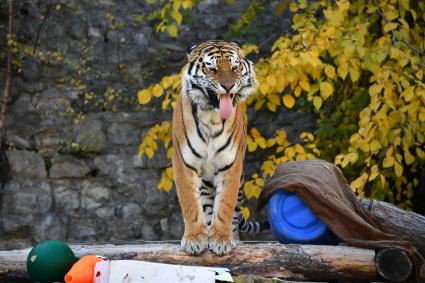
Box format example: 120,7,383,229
172,40,269,256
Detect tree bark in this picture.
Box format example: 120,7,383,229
0,242,376,281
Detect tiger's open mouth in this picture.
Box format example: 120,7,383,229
206,90,235,108
217,93,235,107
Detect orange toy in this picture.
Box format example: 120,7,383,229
64,255,104,283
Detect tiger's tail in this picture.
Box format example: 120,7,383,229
234,187,270,234
238,213,270,233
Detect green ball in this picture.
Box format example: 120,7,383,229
26,240,78,283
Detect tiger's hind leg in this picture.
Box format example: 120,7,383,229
231,187,244,241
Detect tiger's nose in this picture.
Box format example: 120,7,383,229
221,82,234,92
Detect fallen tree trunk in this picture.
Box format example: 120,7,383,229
359,198,425,256
0,242,376,281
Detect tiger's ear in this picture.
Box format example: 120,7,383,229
186,44,197,55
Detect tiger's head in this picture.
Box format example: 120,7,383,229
182,40,257,119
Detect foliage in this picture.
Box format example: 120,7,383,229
137,0,425,213
144,0,199,38
137,121,173,192
225,0,269,39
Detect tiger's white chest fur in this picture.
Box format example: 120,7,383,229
180,103,238,183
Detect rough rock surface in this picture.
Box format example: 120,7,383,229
0,0,313,249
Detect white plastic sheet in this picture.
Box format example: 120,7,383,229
93,260,233,283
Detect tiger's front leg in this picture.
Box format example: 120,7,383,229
173,147,209,255
209,163,242,255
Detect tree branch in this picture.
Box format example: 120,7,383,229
33,0,52,55
372,0,398,47
401,38,425,56
372,0,425,56
0,0,13,151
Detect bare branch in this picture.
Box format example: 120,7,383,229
401,39,425,57
33,0,52,54
0,0,13,151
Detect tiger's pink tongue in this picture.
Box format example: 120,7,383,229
219,93,233,120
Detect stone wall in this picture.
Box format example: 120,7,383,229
0,0,315,249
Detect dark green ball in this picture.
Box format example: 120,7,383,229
26,240,78,283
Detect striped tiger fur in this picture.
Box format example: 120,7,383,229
172,40,269,256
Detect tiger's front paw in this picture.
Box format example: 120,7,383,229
208,233,237,255
181,231,209,255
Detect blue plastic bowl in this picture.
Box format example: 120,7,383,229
267,190,338,244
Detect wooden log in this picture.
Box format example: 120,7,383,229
0,242,376,281
359,198,425,256
376,248,413,282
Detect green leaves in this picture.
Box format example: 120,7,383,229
147,0,196,37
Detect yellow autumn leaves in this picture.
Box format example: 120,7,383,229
246,128,268,152
158,166,174,192
137,74,180,110
283,94,295,109
248,0,424,209
253,44,339,113
319,82,333,100
137,121,173,192
137,85,163,104
138,121,172,159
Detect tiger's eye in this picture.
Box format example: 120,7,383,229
232,65,238,71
